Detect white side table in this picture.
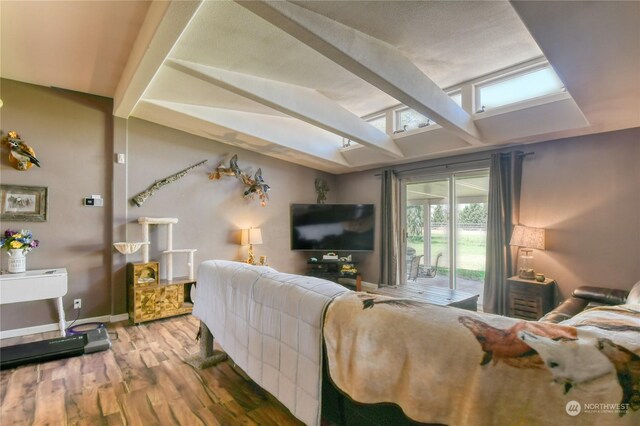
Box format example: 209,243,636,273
0,268,68,336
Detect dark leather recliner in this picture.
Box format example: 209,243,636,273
540,286,630,323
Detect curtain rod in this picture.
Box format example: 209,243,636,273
374,151,534,177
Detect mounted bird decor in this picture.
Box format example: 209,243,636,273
209,155,270,206
4,131,41,170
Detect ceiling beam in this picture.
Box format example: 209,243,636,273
113,1,203,118
165,58,404,158
237,0,483,145
133,100,351,170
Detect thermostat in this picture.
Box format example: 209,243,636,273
83,195,103,207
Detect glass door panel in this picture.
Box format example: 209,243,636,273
404,178,450,287
454,171,490,308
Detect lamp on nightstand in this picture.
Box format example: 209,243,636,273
241,227,263,265
509,225,545,279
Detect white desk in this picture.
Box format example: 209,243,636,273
0,268,68,336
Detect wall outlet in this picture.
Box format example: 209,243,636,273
73,299,82,310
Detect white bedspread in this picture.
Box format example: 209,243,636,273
192,260,348,426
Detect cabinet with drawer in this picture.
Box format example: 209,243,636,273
507,276,556,320
127,262,194,324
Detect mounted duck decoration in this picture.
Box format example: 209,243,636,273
3,131,41,170
209,155,270,206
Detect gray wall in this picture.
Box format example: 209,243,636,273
519,128,640,295
1,79,335,331
336,128,640,297
1,77,638,333
1,79,113,329
118,118,336,312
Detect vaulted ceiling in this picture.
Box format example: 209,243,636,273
2,1,639,174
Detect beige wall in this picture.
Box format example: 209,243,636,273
334,169,382,284
519,128,640,296
1,80,335,332
119,118,336,311
0,79,113,330
336,128,640,297
1,77,638,333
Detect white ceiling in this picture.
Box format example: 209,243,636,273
1,1,638,174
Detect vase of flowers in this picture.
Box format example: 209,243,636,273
1,229,39,273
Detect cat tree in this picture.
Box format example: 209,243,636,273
138,217,197,280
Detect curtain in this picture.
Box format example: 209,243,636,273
483,152,523,315
380,169,401,287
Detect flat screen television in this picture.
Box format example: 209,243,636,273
290,204,374,252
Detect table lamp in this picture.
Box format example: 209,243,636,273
241,227,263,265
509,225,545,279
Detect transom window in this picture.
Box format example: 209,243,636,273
395,107,431,132
393,92,461,132
358,61,568,137
475,65,564,111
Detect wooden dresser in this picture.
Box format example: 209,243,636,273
127,262,194,324
507,275,556,320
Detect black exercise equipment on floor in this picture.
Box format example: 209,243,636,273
0,325,112,370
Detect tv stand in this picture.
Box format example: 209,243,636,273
306,260,362,291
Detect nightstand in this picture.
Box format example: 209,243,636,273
507,275,556,320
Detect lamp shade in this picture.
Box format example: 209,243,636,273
509,225,545,250
241,227,263,245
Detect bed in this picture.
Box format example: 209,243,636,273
192,260,640,425
191,260,347,426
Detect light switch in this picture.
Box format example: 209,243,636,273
116,153,126,164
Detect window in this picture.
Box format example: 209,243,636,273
476,65,564,111
395,107,430,132
366,114,386,133
393,91,462,132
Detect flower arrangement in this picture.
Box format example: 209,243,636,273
1,229,39,253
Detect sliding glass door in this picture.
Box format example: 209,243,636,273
402,169,489,304
404,177,450,285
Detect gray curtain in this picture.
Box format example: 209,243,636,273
483,152,523,315
380,169,400,287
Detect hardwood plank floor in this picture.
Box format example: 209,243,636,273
0,315,304,425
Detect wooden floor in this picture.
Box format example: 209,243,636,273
0,315,304,425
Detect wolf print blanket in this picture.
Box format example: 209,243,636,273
323,292,640,425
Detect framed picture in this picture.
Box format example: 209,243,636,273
0,184,48,222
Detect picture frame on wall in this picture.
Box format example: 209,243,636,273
0,184,48,222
